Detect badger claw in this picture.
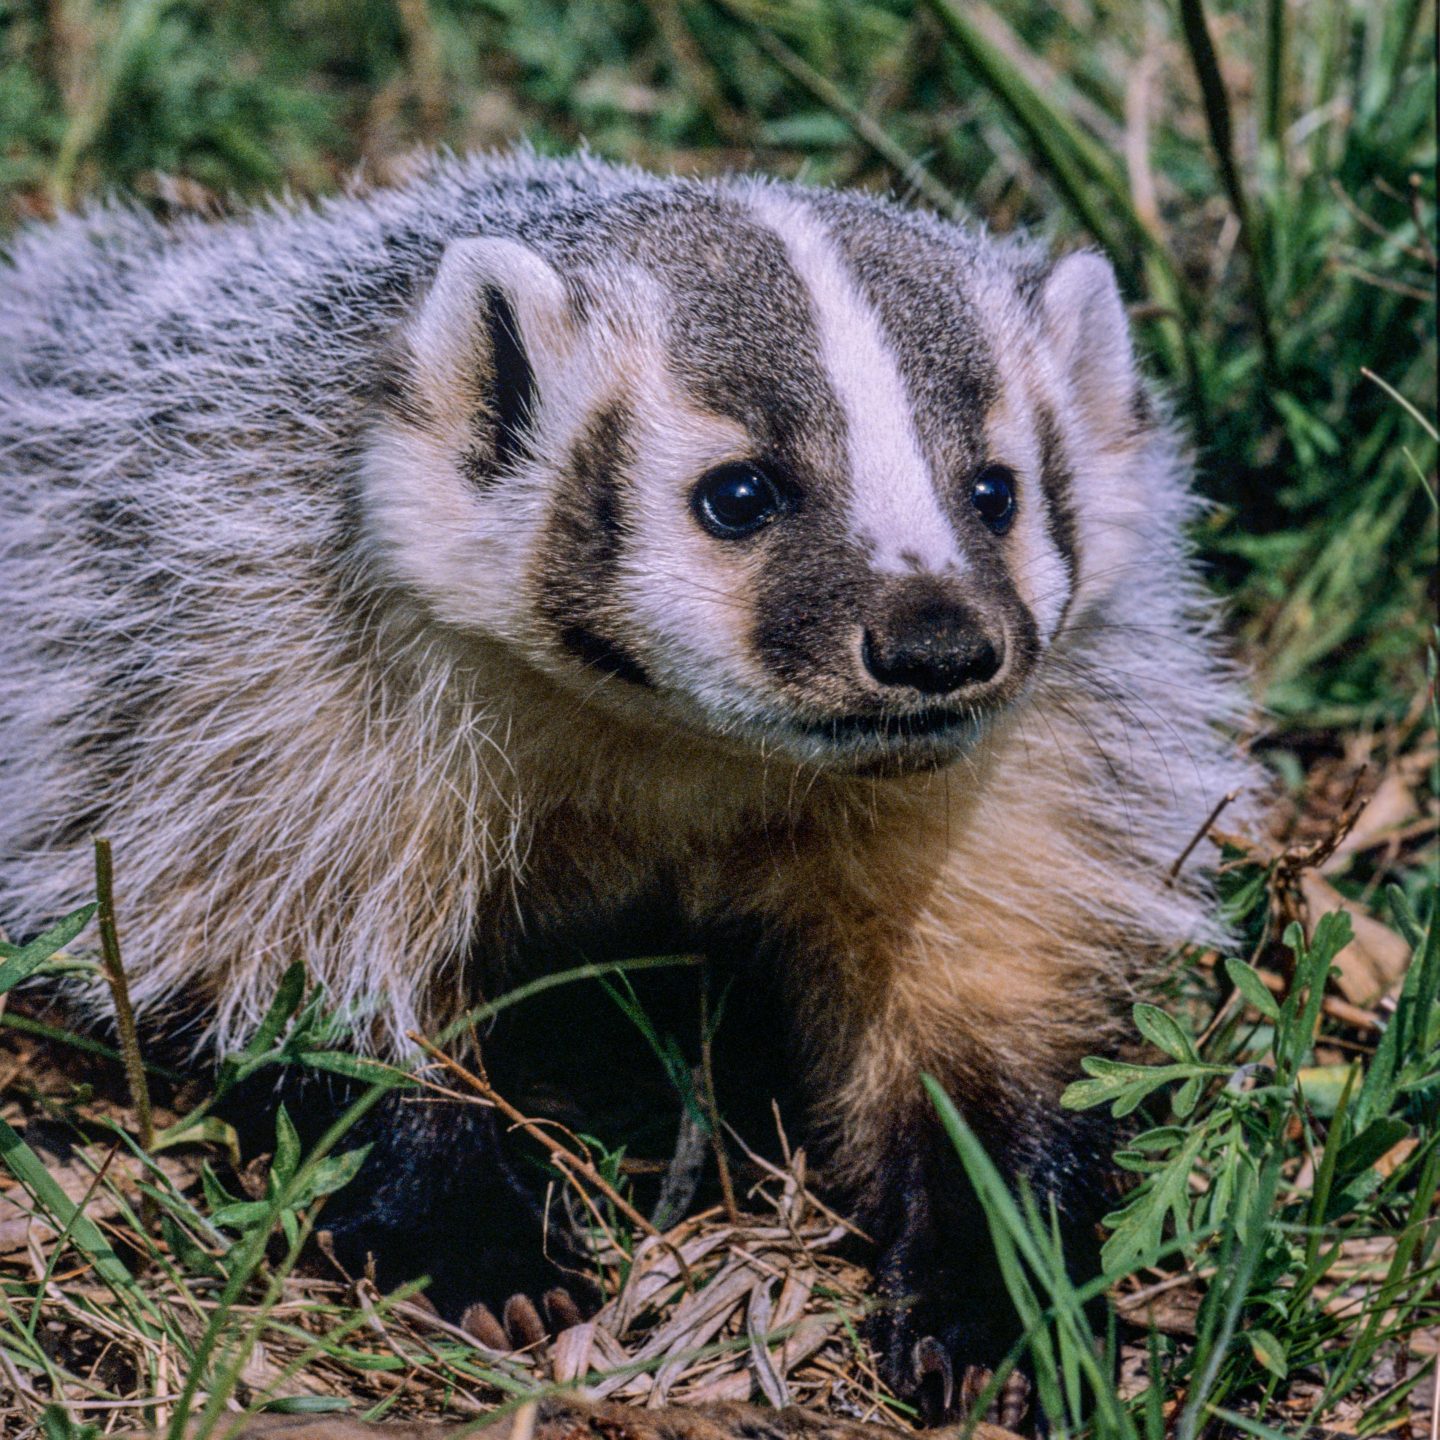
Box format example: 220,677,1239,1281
910,1336,955,1421
461,1285,591,1353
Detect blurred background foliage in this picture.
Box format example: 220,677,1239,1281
0,0,1435,742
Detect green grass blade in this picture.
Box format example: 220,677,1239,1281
1175,0,1278,375
923,1075,1138,1436
432,954,699,1048
924,0,1132,280
1176,1153,1284,1440
707,0,963,218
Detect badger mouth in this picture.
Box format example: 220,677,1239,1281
788,704,976,745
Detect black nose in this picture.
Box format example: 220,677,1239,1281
862,600,1004,696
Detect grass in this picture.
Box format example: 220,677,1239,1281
0,0,1436,1435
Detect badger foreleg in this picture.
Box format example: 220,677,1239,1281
777,884,1117,1424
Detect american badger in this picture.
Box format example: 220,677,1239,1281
0,152,1253,1412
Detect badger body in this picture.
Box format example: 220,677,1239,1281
0,151,1253,1409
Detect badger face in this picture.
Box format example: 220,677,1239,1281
365,183,1155,772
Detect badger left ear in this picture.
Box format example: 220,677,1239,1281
398,235,575,475
1039,251,1138,442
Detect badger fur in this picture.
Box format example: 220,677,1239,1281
0,150,1255,1412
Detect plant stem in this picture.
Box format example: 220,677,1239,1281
93,837,156,1234
699,962,739,1224
409,1032,697,1287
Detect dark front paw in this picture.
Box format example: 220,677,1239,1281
304,1092,599,1321
867,1252,1028,1428
865,1152,1030,1429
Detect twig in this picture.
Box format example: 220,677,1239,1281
1167,790,1238,885
1335,262,1435,303
407,1033,695,1286
1236,956,1387,1030
93,837,156,1236
699,963,739,1225
723,1118,871,1244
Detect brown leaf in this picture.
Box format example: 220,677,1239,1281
1298,871,1412,1005
552,1320,598,1384
1115,1284,1201,1338
1375,1137,1419,1178
0,1126,198,1255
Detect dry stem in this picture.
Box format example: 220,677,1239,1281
407,1033,695,1287
93,836,156,1234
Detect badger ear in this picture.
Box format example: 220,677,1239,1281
1039,251,1138,441
401,236,573,476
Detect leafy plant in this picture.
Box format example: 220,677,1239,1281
200,1106,371,1254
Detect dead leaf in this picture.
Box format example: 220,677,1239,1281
1298,871,1412,1005
1375,1137,1419,1178
552,1321,598,1384
0,1124,201,1256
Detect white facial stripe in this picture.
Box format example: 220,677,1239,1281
609,343,781,724
747,192,963,575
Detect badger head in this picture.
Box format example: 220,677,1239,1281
364,180,1166,773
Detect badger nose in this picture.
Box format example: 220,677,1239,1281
861,598,1004,696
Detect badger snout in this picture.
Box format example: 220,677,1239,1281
859,584,1007,699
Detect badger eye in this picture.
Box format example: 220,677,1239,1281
693,461,784,539
970,464,1016,534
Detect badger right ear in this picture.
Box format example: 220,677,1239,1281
1038,251,1137,443
398,236,574,476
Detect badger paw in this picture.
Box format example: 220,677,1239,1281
869,1296,1033,1429
904,1339,1033,1429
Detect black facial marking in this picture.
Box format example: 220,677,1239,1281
533,402,652,688
579,193,850,485
1035,405,1080,604
484,287,537,479
558,624,652,687
513,186,1054,724
575,193,876,712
